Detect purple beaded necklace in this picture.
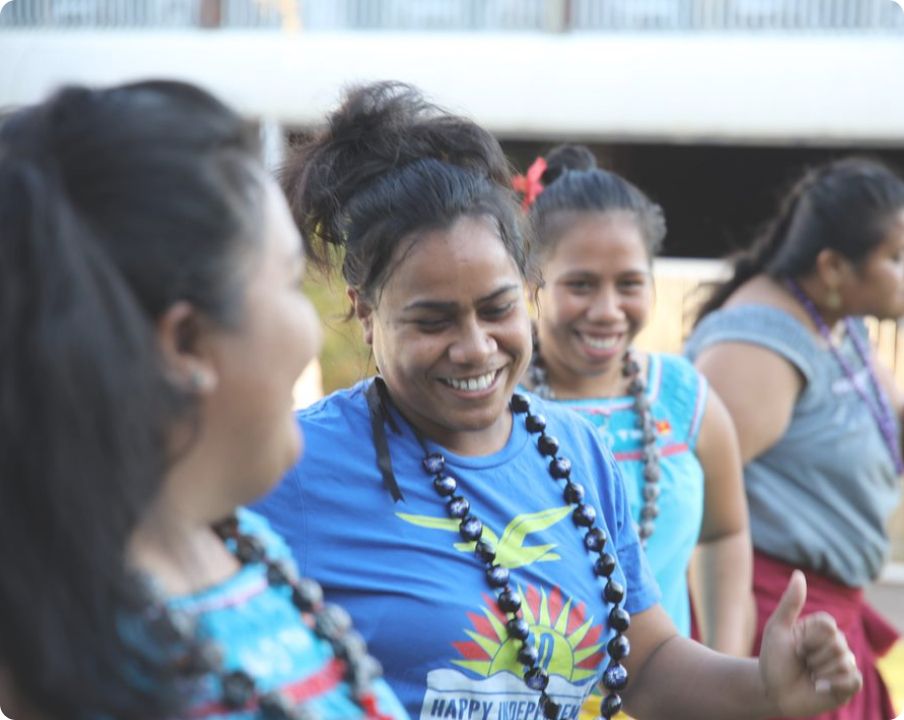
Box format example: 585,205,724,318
786,279,904,474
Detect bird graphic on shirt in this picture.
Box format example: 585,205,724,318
396,506,574,568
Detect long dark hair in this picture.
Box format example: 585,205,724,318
0,80,263,718
696,157,904,322
528,144,666,263
281,81,536,299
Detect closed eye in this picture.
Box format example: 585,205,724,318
564,279,594,293
413,317,451,333
618,279,646,290
479,302,514,320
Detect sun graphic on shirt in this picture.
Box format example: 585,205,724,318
452,584,604,682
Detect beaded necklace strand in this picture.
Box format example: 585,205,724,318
785,279,904,474
529,342,662,547
365,379,632,720
136,518,390,720
420,393,631,720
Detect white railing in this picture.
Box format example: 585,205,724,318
573,0,904,31
0,0,286,28
2,0,903,31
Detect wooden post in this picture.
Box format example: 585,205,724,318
543,0,569,33
199,0,222,28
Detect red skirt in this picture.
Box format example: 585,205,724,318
752,551,900,720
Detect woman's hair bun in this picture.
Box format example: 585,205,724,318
541,144,598,186
283,80,512,268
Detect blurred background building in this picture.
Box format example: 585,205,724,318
3,0,904,261
4,1,904,258
1,1,903,645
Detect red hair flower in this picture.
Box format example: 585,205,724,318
512,156,547,210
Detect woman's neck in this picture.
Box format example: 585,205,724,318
380,380,514,457
538,347,637,400
128,477,238,596
437,415,513,457
548,367,625,400
791,275,845,329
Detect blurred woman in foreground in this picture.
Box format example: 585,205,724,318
0,80,406,719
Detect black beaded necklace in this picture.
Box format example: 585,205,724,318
365,379,632,720
135,517,389,720
529,340,661,547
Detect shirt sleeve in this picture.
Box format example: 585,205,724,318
685,306,818,390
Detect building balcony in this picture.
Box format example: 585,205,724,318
2,0,903,32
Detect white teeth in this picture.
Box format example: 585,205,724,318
443,370,497,392
583,335,619,350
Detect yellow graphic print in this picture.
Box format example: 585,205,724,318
396,506,573,568
451,584,603,682
407,503,610,720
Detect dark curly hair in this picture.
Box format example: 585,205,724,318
527,143,666,264
280,80,537,301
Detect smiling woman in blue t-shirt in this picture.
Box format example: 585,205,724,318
255,80,863,720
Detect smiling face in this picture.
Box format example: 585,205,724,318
536,211,653,398
355,215,532,456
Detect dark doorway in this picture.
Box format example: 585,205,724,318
502,140,904,259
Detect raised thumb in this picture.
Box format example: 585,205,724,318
770,569,807,629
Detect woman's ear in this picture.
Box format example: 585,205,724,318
814,248,857,310
156,301,218,394
347,287,375,346
814,248,855,292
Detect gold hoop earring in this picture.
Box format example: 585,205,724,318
825,288,842,310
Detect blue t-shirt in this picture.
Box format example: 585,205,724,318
253,380,660,720
121,509,407,720
550,354,707,636
686,306,901,586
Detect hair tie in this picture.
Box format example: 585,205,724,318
512,156,547,210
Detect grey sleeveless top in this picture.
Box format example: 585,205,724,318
685,305,901,586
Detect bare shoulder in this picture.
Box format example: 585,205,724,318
698,275,807,397
724,275,804,317
694,279,807,461
696,340,801,392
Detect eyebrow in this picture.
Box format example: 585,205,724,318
402,284,520,312
561,268,649,279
